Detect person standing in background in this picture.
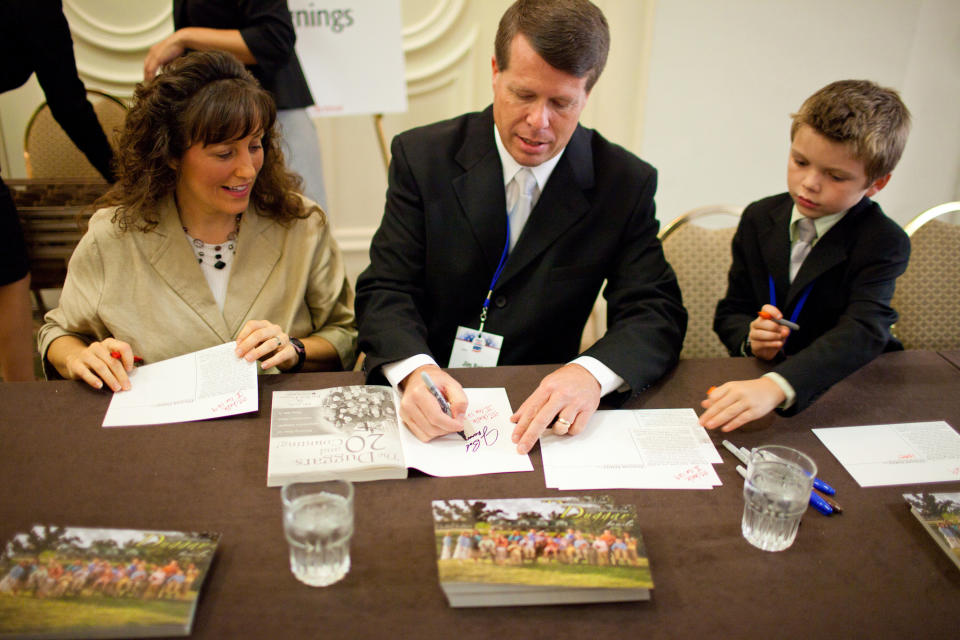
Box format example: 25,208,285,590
0,0,116,381
144,0,327,209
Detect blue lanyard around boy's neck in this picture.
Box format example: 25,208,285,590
768,274,814,326
477,216,511,336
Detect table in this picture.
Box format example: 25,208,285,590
940,350,960,371
2,352,959,639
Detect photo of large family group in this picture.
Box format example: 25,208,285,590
0,526,219,638
432,497,653,598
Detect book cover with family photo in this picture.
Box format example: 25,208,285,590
432,496,653,607
903,492,960,571
0,526,219,639
267,386,532,486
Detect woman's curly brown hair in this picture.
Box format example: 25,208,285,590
98,50,314,232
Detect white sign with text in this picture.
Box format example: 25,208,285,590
290,0,407,116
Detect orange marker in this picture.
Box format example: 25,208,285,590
707,386,717,395
757,311,799,331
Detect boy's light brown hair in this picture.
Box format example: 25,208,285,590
790,79,911,184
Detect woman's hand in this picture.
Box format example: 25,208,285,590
53,337,135,392
235,320,298,371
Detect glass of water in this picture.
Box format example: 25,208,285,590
742,445,816,552
282,480,354,586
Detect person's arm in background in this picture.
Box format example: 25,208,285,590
24,0,115,182
144,0,296,79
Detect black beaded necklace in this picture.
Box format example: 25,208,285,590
183,214,242,270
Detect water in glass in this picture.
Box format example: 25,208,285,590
742,460,810,552
284,492,353,586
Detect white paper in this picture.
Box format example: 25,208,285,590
291,0,407,116
540,409,722,490
399,388,533,477
102,342,258,427
813,421,960,487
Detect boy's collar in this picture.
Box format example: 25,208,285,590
790,205,848,244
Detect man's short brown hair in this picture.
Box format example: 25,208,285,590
494,0,609,92
790,80,911,184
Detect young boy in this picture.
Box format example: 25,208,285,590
700,80,911,432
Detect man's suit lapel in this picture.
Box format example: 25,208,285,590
452,109,509,274
139,196,232,340
497,125,592,288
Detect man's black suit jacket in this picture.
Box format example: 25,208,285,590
714,192,910,413
356,107,686,396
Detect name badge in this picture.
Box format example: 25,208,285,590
448,325,503,368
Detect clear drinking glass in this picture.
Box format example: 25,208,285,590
281,480,354,586
741,445,816,552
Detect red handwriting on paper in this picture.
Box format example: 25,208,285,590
464,425,499,454
674,466,709,483
469,405,501,423
212,390,247,414
898,453,916,460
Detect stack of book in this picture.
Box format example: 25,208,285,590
431,495,653,607
0,526,219,639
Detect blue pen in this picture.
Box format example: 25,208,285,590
735,465,833,516
738,444,835,496
808,491,834,516
420,371,466,440
812,477,835,496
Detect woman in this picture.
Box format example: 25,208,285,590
39,50,356,391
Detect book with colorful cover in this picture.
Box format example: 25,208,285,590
0,526,220,639
903,492,960,571
432,496,653,607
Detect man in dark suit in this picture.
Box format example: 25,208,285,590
356,0,686,454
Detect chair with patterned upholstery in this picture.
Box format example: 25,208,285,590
659,205,743,358
891,201,960,349
23,89,126,179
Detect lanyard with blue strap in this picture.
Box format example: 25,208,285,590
768,274,814,344
473,216,511,351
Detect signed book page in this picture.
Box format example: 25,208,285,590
267,387,531,486
401,388,533,477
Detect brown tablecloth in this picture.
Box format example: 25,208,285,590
939,350,960,371
1,352,959,639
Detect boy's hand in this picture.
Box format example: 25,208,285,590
748,304,790,360
699,378,786,432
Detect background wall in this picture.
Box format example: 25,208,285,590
643,0,960,224
1,0,958,288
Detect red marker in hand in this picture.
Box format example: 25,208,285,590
110,350,144,366
757,311,799,331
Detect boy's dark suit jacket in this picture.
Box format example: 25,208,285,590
714,192,910,414
356,106,686,396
